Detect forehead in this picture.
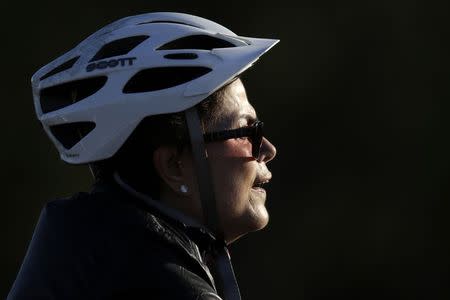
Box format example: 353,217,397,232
220,79,257,126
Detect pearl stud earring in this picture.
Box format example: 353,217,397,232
180,185,188,193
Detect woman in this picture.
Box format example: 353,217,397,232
9,12,278,299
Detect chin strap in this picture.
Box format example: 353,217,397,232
184,107,241,300
184,107,220,237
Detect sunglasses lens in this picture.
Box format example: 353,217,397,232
251,122,264,159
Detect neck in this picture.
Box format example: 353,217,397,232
159,188,204,228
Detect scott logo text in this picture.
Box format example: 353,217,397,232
86,57,137,72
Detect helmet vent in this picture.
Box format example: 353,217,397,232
123,66,212,93
157,35,236,50
50,121,96,149
40,76,107,113
137,20,202,29
40,56,80,81
90,35,149,62
164,53,198,60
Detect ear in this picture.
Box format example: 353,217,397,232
153,145,190,196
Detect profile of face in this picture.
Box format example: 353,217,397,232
155,79,277,243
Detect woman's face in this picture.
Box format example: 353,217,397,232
192,79,277,243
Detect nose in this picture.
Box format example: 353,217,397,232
258,137,277,163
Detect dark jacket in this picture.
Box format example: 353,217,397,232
8,179,223,299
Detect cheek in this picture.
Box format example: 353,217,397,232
207,139,254,182
207,139,256,204
214,139,253,159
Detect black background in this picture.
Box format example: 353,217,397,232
2,0,449,299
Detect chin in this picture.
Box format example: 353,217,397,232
248,194,270,230
250,208,270,232
225,207,269,244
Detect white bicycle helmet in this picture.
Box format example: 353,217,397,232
32,12,279,164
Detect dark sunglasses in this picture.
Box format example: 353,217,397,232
203,121,264,159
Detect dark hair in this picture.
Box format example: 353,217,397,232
90,82,231,198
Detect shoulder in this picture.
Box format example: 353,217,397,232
8,190,154,298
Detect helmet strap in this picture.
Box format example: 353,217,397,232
184,107,221,238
